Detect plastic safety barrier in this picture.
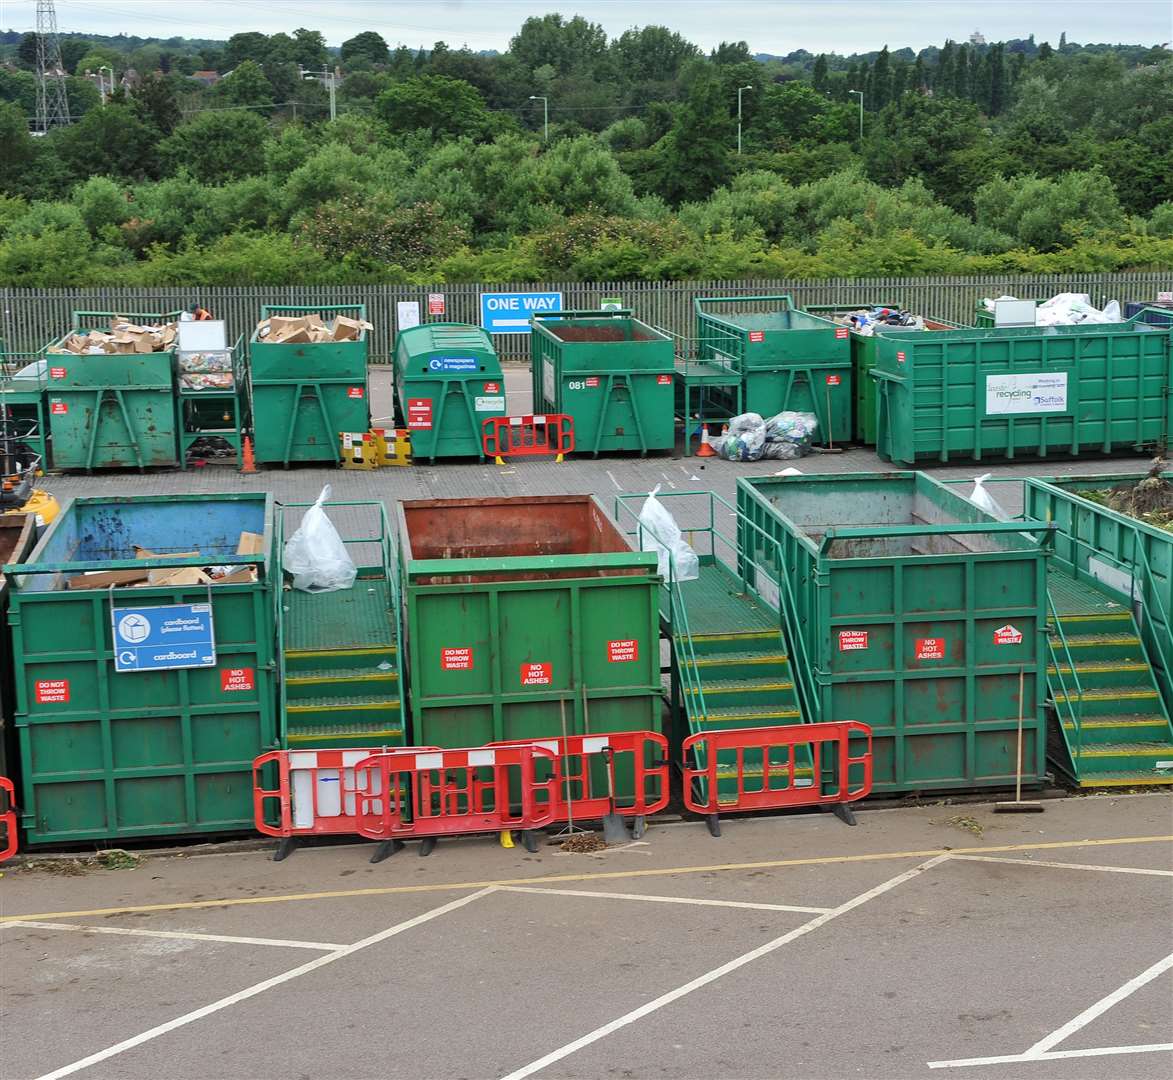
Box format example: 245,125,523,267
488,730,670,824
683,722,872,823
0,776,17,861
482,414,575,463
354,744,559,844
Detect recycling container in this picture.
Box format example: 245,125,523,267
737,471,1050,794
872,315,1172,467
0,513,35,785
804,304,962,445
695,295,852,443
0,355,50,470
397,495,660,749
530,310,675,455
393,323,506,462
6,494,277,845
1124,302,1173,327
1025,471,1173,711
249,305,370,466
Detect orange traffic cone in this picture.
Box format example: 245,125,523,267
695,423,717,457
240,435,257,474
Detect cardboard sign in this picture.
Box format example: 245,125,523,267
428,293,446,316
347,386,365,399
838,630,869,652
748,330,765,343
993,624,1023,645
221,668,255,692
915,637,946,660
608,639,639,662
656,374,672,385
113,603,216,672
520,662,552,686
50,366,66,379
408,398,433,430
835,327,849,339
441,647,473,670
35,679,70,704
826,374,842,386
50,400,68,414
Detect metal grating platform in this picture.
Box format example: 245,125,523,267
679,563,778,636
284,577,394,652
1048,568,1128,617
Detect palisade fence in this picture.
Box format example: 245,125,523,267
2,273,1169,363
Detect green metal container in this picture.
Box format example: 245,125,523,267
398,495,661,749
530,310,675,455
803,305,962,445
873,316,1172,466
737,472,1051,794
6,494,277,845
0,355,49,470
0,514,35,786
393,323,505,462
249,305,370,466
694,295,852,443
1025,472,1173,711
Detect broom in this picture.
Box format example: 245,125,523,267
995,666,1044,814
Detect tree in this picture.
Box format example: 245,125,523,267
1059,31,1068,51
973,169,1123,250
341,31,389,67
74,175,129,234
131,74,181,135
871,46,891,108
953,43,970,98
509,14,607,75
159,111,269,183
223,32,270,70
812,54,828,93
50,104,162,183
654,64,734,204
0,102,37,194
74,47,121,76
612,26,698,82
936,41,955,95
710,41,752,65
375,75,491,138
16,33,38,69
217,60,274,109
987,43,1007,115
1037,41,1054,62
292,28,328,69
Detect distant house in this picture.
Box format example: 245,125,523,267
119,67,141,89
191,70,221,87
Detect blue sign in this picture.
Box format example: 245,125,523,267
480,291,563,334
428,356,478,372
112,603,216,673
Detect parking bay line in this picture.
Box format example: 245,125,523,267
499,885,831,914
5,833,1169,925
1,920,346,951
951,854,1173,877
33,886,498,1080
500,854,951,1080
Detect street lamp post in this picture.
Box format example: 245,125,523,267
300,66,337,121
529,95,548,141
848,89,864,140
97,65,113,105
737,84,753,154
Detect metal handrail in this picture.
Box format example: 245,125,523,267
274,507,288,746
1125,539,1173,743
1046,590,1084,770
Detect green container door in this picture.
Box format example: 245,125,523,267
737,472,1050,795
874,317,1172,466
399,496,661,751
8,494,277,845
531,311,676,455
250,383,369,465
394,324,505,461
45,352,178,469
248,305,370,466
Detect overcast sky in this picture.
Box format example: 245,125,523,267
4,0,1171,53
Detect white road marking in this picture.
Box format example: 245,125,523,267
952,854,1173,877
499,885,831,914
501,854,949,1080
33,887,497,1080
929,1043,1173,1069
605,470,623,491
927,951,1173,1069
3,920,344,951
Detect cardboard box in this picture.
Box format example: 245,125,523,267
236,532,264,556
147,566,213,587
135,546,200,560
67,568,150,589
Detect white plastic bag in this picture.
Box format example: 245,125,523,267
968,473,1011,521
638,485,699,582
282,485,357,592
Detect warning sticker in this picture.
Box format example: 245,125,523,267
915,638,946,660
50,400,68,414
586,376,600,388
407,399,433,430
347,386,365,399
608,639,639,663
483,381,500,394
520,662,552,686
441,647,473,670
656,374,672,385
838,630,869,652
49,366,66,379
748,331,765,343
896,351,906,364
826,374,842,386
35,679,70,704
221,668,255,692
835,327,849,339
993,624,1023,645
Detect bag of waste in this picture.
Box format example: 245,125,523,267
282,484,357,592
762,411,818,459
717,413,767,461
638,484,699,582
968,473,1011,521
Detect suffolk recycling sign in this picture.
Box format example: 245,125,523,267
112,603,216,673
480,291,563,333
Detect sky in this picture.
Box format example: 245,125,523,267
3,0,1171,53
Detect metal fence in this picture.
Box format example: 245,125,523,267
3,273,1169,362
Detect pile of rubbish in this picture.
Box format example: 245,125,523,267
65,532,263,590
48,319,178,355
179,350,233,392
255,313,372,344
716,411,819,461
832,307,926,336
981,292,1122,326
